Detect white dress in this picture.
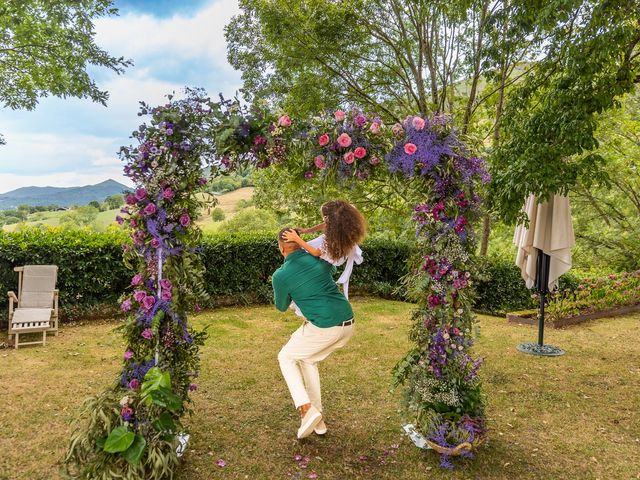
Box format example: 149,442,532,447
290,234,363,318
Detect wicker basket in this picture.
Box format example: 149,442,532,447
425,438,482,456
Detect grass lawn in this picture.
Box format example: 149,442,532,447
0,298,638,479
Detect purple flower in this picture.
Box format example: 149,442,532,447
129,378,140,390
142,295,156,311
304,171,314,179
198,177,208,185
162,187,175,200
131,274,143,286
141,328,154,340
179,214,191,227
215,459,226,468
135,188,147,201
353,113,367,127
121,406,134,422
144,203,157,215
133,290,146,302
160,278,172,290
126,194,137,205
115,215,124,225
166,128,174,135
123,350,134,360
121,299,132,312
151,238,161,249
189,383,198,391
161,290,172,301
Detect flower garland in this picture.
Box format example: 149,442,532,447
390,114,490,468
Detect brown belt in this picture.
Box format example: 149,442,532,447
341,318,354,326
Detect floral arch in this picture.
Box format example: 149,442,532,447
64,89,489,478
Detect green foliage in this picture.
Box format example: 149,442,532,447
0,227,130,323
103,426,134,453
217,207,280,234
490,0,640,224
104,194,124,210
0,0,131,111
60,205,99,228
474,255,535,316
210,207,225,222
547,270,640,321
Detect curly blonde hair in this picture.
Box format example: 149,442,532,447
322,200,366,261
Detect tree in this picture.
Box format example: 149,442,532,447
490,0,640,224
218,207,279,233
104,194,124,210
571,87,640,271
0,0,131,140
60,205,99,228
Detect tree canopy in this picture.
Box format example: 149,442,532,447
0,0,131,143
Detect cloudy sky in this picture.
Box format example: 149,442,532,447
0,0,242,194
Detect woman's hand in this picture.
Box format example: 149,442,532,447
282,228,302,243
294,227,308,234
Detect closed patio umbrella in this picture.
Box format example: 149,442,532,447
513,194,575,356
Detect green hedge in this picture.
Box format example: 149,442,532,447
0,229,554,323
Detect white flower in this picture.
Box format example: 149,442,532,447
457,308,464,314
151,160,158,168
443,332,450,340
119,396,130,406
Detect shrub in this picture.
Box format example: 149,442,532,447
211,207,225,222
0,227,130,325
474,255,535,316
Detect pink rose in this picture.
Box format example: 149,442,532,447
134,188,147,201
150,238,160,249
179,214,191,227
369,122,381,135
278,115,291,127
133,290,146,302
126,194,137,205
161,290,172,301
141,328,154,340
129,379,140,390
318,134,330,146
162,188,174,200
392,123,404,135
412,116,426,130
144,203,157,215
337,133,352,148
160,278,172,290
404,143,418,155
131,274,143,286
343,151,355,164
334,110,346,121
123,350,134,360
354,146,367,159
314,155,326,169
370,157,380,166
142,295,155,311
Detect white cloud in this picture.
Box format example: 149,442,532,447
95,0,240,72
0,0,243,193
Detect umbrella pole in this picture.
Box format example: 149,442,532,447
517,249,565,356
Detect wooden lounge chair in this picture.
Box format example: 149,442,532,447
7,265,59,349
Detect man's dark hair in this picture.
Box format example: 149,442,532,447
278,227,298,243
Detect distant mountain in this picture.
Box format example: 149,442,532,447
0,179,131,209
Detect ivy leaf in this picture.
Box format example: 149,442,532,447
103,426,135,453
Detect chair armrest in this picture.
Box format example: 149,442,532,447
7,291,17,302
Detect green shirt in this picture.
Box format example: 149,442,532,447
272,249,354,328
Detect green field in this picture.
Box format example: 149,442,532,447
1,187,255,233
1,299,639,479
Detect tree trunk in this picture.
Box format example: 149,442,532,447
479,214,491,256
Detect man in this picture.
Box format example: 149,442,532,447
272,228,355,439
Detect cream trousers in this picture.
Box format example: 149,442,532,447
278,321,354,410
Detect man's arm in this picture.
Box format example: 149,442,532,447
272,272,292,312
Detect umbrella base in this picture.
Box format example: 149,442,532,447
516,342,565,356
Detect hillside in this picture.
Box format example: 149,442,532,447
0,179,130,209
